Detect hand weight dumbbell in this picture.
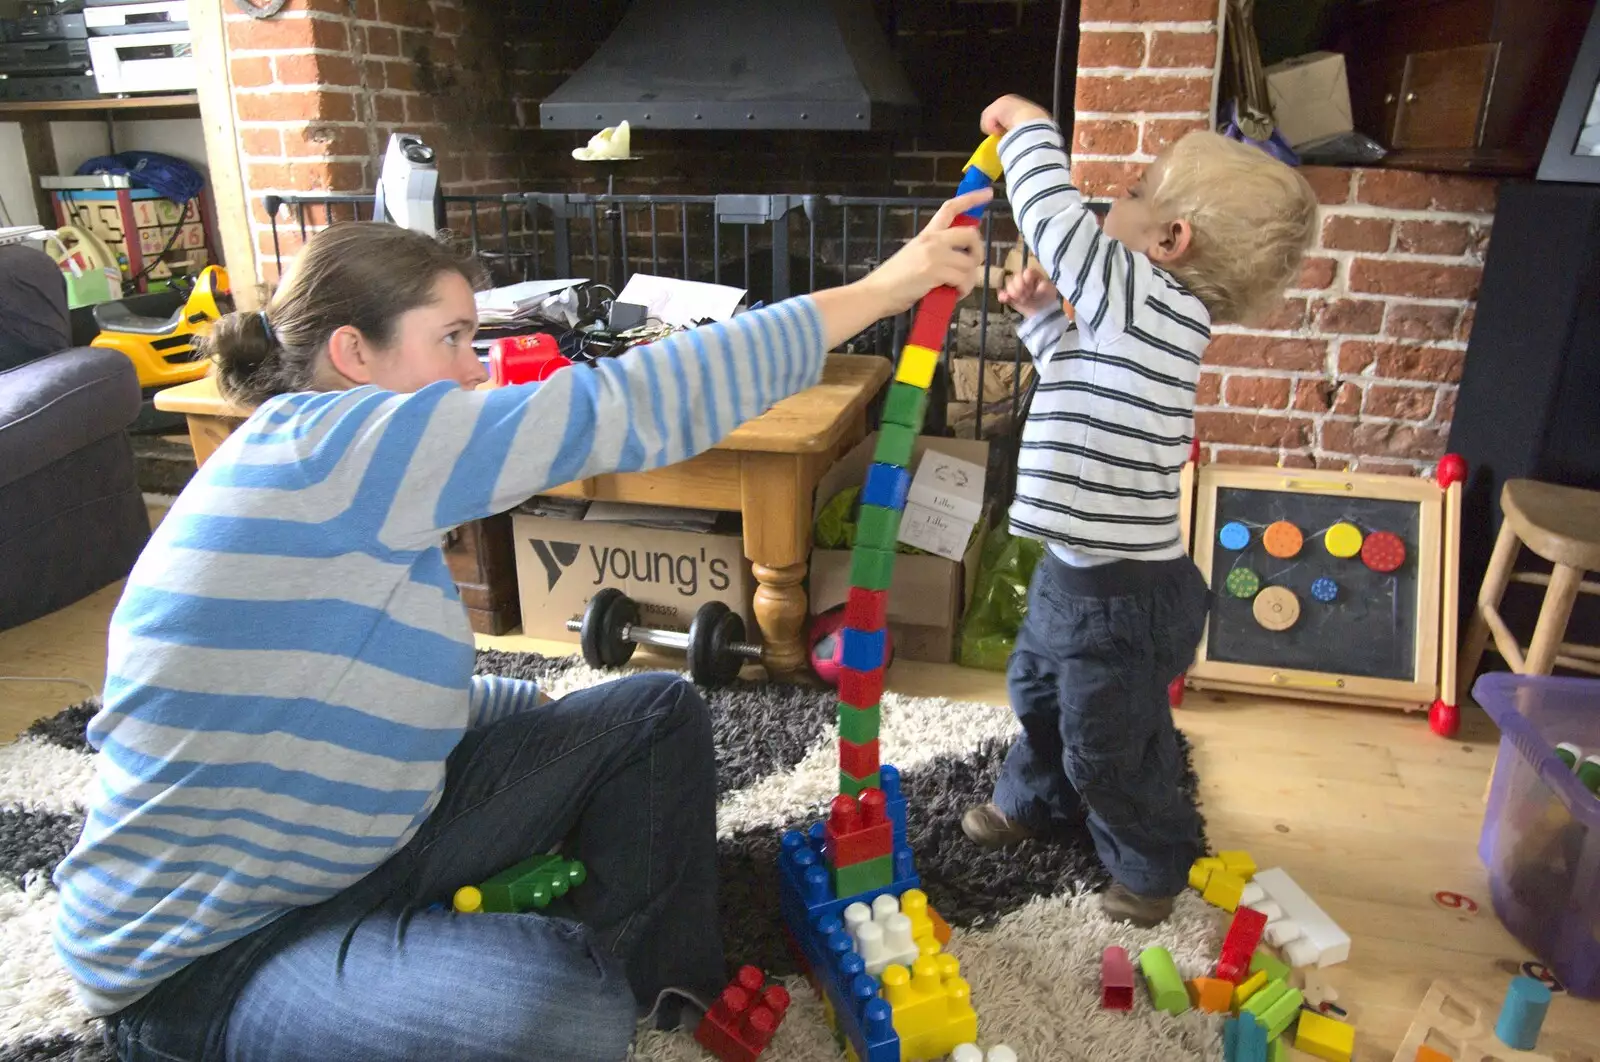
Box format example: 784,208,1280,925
567,588,763,688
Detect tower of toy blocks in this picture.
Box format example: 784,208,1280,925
778,135,1002,1062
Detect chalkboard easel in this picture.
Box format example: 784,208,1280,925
1184,463,1463,733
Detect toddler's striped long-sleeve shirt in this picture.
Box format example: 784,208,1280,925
52,296,824,1015
1000,120,1211,561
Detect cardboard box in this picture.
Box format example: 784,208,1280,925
1265,51,1353,148
511,508,753,642
809,434,989,664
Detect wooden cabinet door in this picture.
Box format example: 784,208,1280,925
1390,44,1500,148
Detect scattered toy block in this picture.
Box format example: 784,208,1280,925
855,506,903,554
838,667,885,709
1101,945,1134,1010
907,286,958,351
1258,985,1306,1041
862,462,911,511
1295,1010,1354,1062
838,702,881,745
873,424,917,469
1224,1014,1269,1062
850,548,896,591
1231,970,1269,1012
695,966,791,1062
1496,975,1552,1051
839,768,883,798
1189,859,1217,891
843,898,923,976
1242,980,1288,1022
895,344,940,390
825,790,892,872
965,135,1004,180
1139,946,1189,1015
1189,976,1234,1013
1267,1037,1287,1062
881,382,929,429
1203,870,1246,912
1393,980,1557,1062
1413,1047,1450,1062
1219,850,1257,880
471,853,586,913
1218,906,1269,983
1249,868,1350,968
881,953,978,1061
1250,949,1290,983
844,587,890,634
834,852,894,896
926,905,951,947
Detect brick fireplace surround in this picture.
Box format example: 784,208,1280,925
200,0,1494,474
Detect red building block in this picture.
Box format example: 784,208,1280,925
838,667,885,709
694,965,792,1062
824,789,893,868
1216,906,1268,984
907,285,958,350
951,213,982,229
845,587,889,633
1102,945,1134,1010
839,738,881,779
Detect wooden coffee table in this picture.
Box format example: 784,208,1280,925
154,354,891,673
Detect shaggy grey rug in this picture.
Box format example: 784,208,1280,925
1,652,1232,1061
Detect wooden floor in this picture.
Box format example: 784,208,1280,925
4,584,1597,1058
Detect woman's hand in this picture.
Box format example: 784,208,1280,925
981,95,1053,138
857,189,991,317
999,261,1062,318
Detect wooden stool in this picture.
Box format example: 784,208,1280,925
1458,479,1600,701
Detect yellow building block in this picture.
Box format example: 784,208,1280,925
1190,856,1223,891
1188,976,1234,1013
1203,869,1246,912
965,135,1003,180
895,344,940,389
1219,850,1257,880
1232,970,1269,1012
1295,1010,1355,1062
881,954,979,1061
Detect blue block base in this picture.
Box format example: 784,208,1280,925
862,463,910,511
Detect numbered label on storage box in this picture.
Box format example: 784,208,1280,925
897,503,972,562
907,451,986,524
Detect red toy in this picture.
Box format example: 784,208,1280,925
1216,906,1268,984
1435,452,1467,489
824,789,893,867
695,966,792,1062
489,333,571,385
1102,945,1135,1010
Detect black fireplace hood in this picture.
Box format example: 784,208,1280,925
538,0,918,132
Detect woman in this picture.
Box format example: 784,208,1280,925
52,189,990,1062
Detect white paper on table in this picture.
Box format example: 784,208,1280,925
897,502,975,562
906,450,987,525
475,279,587,313
616,274,746,327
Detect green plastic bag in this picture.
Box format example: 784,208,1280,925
957,524,1044,670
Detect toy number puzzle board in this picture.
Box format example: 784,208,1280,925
1188,465,1455,710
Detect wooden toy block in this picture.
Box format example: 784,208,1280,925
1218,906,1269,983
844,587,889,633
907,286,958,350
862,462,911,511
1496,975,1552,1051
873,423,917,469
1224,1014,1268,1062
1219,850,1257,879
1249,867,1350,967
1250,949,1289,983
840,627,889,672
838,667,884,709
1190,855,1224,891
1231,970,1269,1012
850,547,896,590
1189,977,1235,1013
1260,987,1306,1041
955,166,993,198
895,343,940,390
855,504,903,553
838,738,882,783
881,954,978,1061
1101,945,1134,1010
1267,1038,1288,1062
1413,1048,1450,1062
1203,870,1246,912
881,382,929,429
1295,1011,1355,1062
965,135,1003,180
1392,980,1556,1062
838,702,881,744
1138,946,1189,1015
839,768,883,798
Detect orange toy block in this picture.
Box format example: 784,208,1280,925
1188,977,1234,1013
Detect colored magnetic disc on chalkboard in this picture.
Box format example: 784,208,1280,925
1253,585,1301,631
1310,577,1339,603
1262,520,1304,559
1219,521,1251,551
1225,567,1260,599
1362,530,1407,573
1325,522,1364,558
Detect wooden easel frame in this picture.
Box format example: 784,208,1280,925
1186,464,1455,710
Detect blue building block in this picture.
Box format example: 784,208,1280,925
955,166,993,198
881,764,907,850
1224,1014,1268,1062
862,462,910,512
840,627,888,672
1496,975,1552,1051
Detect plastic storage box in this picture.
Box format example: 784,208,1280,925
1474,673,1600,998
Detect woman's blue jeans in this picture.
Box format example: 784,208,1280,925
105,673,724,1062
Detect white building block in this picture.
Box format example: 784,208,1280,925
845,896,920,975
1250,867,1350,967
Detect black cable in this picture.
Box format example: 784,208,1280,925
1052,0,1069,120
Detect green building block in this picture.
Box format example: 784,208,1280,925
849,547,896,590
479,853,587,912
838,702,881,744
1138,946,1189,1015
1267,1037,1287,1062
873,424,917,468
855,505,902,552
1260,987,1304,1040
1250,949,1290,983
881,382,929,430
839,768,882,797
1242,980,1288,1021
833,852,893,897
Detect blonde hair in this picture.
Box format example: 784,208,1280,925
1150,131,1318,324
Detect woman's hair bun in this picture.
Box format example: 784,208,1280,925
205,309,279,403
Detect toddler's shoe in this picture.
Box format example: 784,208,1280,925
960,804,1035,849
1100,882,1174,928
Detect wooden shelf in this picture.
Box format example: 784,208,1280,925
0,94,200,120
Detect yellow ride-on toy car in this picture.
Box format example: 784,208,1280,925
91,264,232,393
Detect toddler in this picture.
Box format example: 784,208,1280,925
961,95,1317,927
